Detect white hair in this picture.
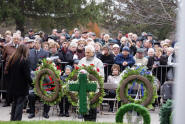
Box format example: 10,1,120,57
85,45,95,53
69,41,78,48
104,34,110,39
121,37,128,42
167,47,174,52
48,38,55,43
71,39,79,43
12,33,20,39
148,48,155,53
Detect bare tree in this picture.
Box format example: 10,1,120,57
101,0,177,38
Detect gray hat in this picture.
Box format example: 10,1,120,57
65,65,73,71
136,48,144,53
26,39,34,43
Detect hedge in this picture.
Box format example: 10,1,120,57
0,121,125,124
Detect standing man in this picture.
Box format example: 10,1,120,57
2,33,21,107
28,39,50,119
79,45,104,77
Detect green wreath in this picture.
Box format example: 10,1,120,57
170,112,173,124
159,99,173,124
116,103,151,124
117,66,158,108
33,59,63,105
66,64,105,108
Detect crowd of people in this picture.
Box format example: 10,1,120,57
0,28,177,121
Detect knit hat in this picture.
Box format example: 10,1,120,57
65,65,73,71
122,46,130,52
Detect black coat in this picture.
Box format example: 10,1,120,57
65,50,74,65
7,59,32,97
147,55,168,70
99,53,114,64
29,48,49,71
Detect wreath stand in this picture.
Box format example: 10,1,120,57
69,73,97,121
126,84,144,124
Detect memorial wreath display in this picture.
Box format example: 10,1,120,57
66,64,105,114
33,59,63,105
159,99,173,124
116,103,151,124
117,66,158,107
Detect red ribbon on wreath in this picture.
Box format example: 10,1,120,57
42,76,56,91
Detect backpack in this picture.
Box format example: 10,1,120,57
161,81,173,101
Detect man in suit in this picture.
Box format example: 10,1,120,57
28,39,51,119
29,39,49,71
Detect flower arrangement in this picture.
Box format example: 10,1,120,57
117,66,158,108
66,64,105,109
33,59,63,105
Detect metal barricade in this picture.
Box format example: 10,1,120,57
152,65,175,85
103,63,113,82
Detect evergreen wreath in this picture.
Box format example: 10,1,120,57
117,66,158,108
66,64,105,109
170,112,173,124
159,99,173,124
116,103,151,124
33,59,63,105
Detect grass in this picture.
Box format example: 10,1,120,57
0,121,124,124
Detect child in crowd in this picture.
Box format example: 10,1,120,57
106,64,121,112
59,65,72,117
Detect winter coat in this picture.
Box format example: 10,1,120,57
7,59,32,97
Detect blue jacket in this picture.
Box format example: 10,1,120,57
114,54,135,67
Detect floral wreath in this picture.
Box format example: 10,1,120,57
116,66,158,108
160,99,173,124
33,59,63,105
116,103,151,124
66,64,105,109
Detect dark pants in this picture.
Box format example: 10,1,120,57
59,96,70,114
104,90,116,109
3,74,12,104
10,96,26,121
0,92,6,99
28,93,50,114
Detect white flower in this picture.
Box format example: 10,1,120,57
79,69,87,74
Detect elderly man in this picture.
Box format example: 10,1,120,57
115,46,135,70
112,44,120,58
134,48,148,66
78,45,104,77
2,33,21,107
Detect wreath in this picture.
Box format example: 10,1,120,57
33,59,63,105
116,103,151,124
170,112,173,124
66,64,105,109
117,66,158,108
159,99,173,124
